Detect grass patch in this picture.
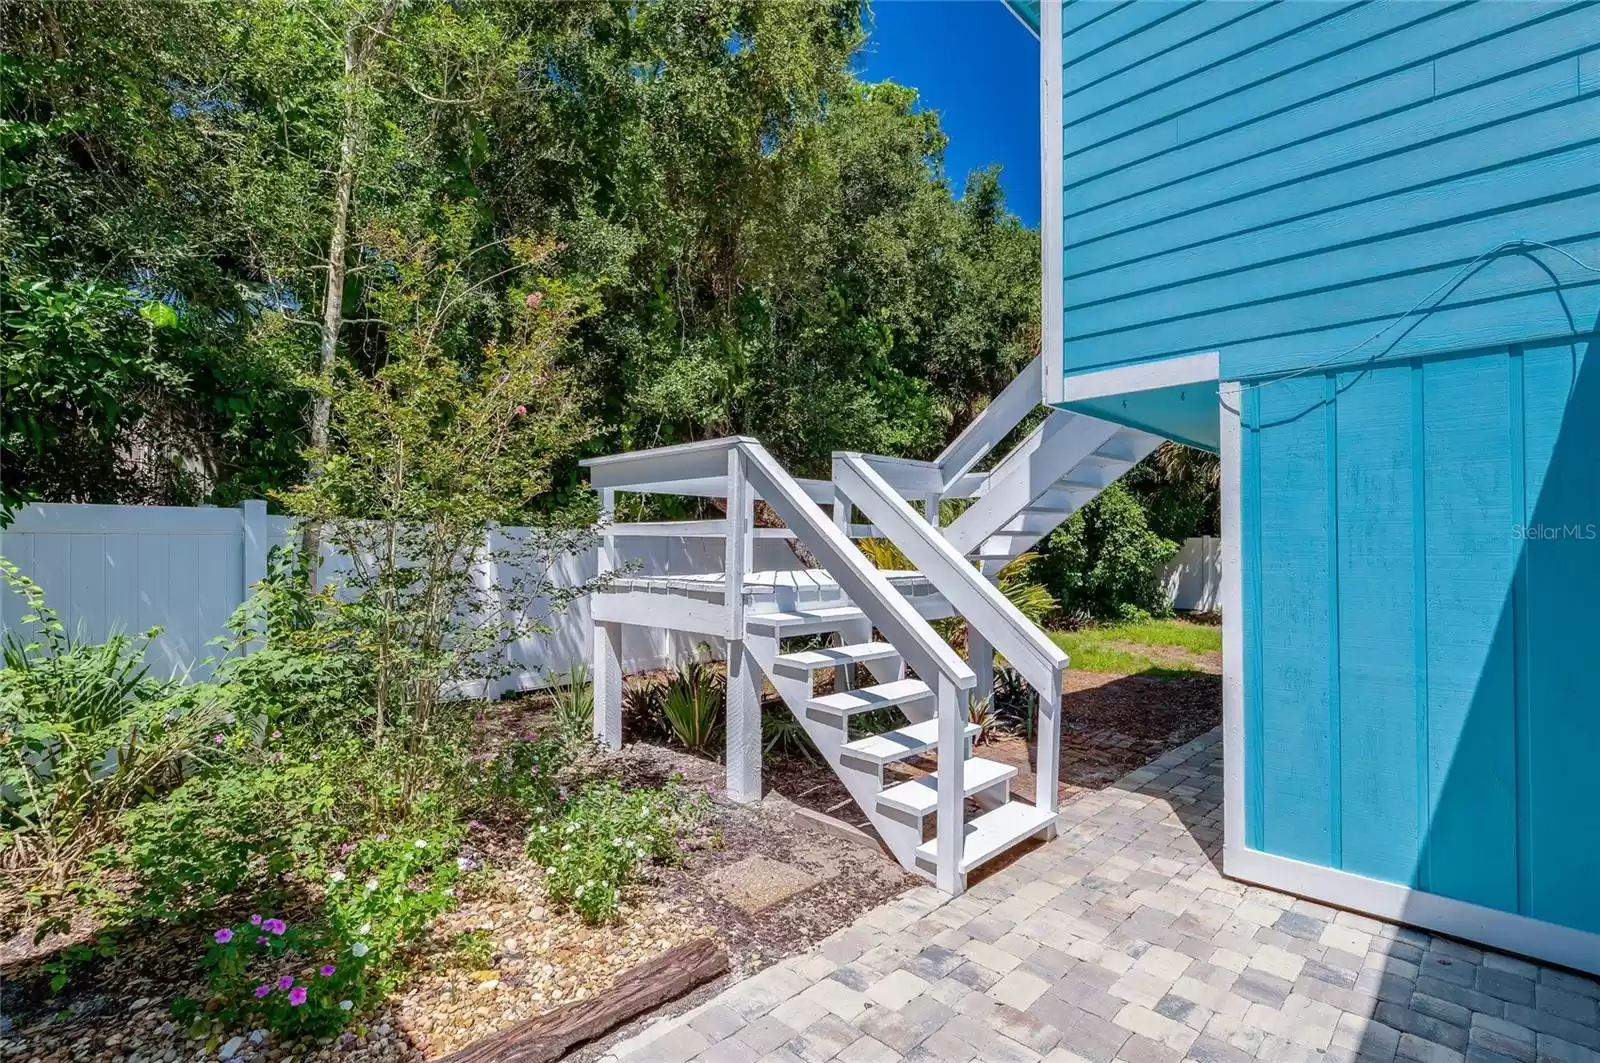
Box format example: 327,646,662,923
1099,617,1222,654
1048,617,1221,679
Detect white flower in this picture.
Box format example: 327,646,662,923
546,866,557,876
413,839,427,848
443,888,455,896
328,870,346,883
635,847,647,859
339,1000,354,1012
350,941,370,957
358,922,371,935
364,879,378,893
575,884,586,896
561,843,571,852
538,825,548,834
612,836,623,846
456,856,474,871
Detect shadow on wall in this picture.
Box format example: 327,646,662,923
1364,320,1600,1057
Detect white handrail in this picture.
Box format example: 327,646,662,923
834,452,1068,698
736,443,975,691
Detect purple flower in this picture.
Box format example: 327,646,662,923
277,975,294,990
213,733,226,744
214,928,234,944
320,964,336,977
271,730,281,739
288,986,307,1007
249,914,262,926
376,833,387,842
468,820,484,831
254,984,272,999
263,918,286,935
256,936,268,944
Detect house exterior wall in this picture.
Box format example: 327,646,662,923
1056,1,1600,383
1238,337,1600,947
1044,0,1600,967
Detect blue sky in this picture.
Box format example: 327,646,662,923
854,1,1041,227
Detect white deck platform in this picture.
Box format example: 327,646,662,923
602,567,950,616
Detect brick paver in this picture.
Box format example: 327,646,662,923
599,729,1600,1063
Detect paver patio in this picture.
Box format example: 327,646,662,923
599,729,1600,1063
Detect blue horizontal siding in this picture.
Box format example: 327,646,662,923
1241,337,1600,933
1059,0,1600,377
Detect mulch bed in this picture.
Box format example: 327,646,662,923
2,657,1219,1063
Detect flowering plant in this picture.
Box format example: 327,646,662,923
192,913,368,1036
526,776,706,924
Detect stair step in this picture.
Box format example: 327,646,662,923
771,641,900,679
746,605,865,636
915,802,1058,874
808,678,931,718
839,718,981,766
877,757,1016,817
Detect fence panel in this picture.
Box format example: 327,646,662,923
1159,534,1222,612
1,502,802,688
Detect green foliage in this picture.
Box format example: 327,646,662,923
0,560,223,917
526,777,707,925
762,706,817,763
113,759,340,922
1037,482,1179,622
550,663,595,750
659,649,725,752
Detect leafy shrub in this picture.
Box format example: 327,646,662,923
476,737,565,816
762,706,816,762
1037,481,1178,621
660,648,723,752
114,759,341,921
550,662,594,748
526,777,707,924
0,560,224,917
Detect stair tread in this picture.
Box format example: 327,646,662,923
808,678,931,717
772,642,900,672
877,757,1016,816
840,718,981,766
915,802,1057,873
746,606,865,633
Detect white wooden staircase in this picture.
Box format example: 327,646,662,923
580,357,1158,894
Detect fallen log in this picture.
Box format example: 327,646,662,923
435,938,729,1063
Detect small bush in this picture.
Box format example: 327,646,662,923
660,648,723,752
1037,481,1178,621
526,777,707,924
550,662,594,748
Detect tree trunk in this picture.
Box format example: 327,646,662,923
299,0,398,586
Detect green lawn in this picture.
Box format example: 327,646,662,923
1048,617,1221,679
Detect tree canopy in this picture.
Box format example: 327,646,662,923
1,0,1041,517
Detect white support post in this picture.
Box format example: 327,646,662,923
935,674,966,896
726,448,750,638
724,446,761,802
968,628,994,712
923,495,939,527
725,641,762,804
594,488,622,749
1220,382,1247,859
1036,666,1062,832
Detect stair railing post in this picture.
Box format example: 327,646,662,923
968,629,994,717
593,488,623,749
936,673,967,895
1035,665,1062,833
724,446,761,803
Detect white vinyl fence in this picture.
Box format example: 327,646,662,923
0,502,802,693
1159,535,1222,613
